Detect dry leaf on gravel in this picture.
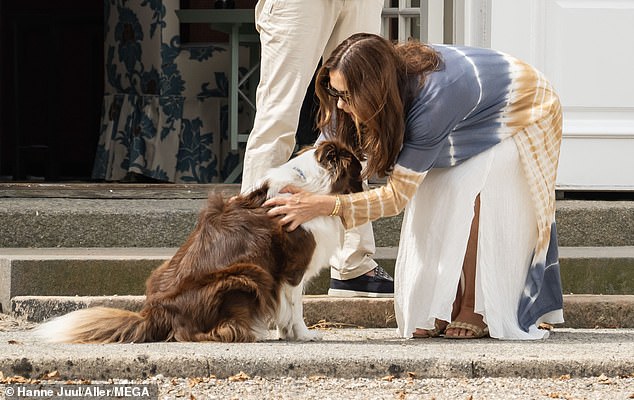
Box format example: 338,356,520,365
44,371,60,379
0,375,39,384
228,371,250,382
188,377,206,387
0,314,36,332
308,319,365,330
598,374,614,385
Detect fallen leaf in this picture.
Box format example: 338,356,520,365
381,375,394,382
557,374,571,381
45,371,60,379
228,371,250,382
189,377,204,387
308,319,365,330
597,374,614,385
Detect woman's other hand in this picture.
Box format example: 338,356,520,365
263,185,337,231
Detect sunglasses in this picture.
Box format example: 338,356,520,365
323,81,351,104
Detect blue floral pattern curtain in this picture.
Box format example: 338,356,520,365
93,0,247,183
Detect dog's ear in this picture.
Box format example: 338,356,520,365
315,140,363,194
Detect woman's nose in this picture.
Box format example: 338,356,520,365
336,97,347,111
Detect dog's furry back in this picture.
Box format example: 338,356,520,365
35,140,363,343
38,187,317,343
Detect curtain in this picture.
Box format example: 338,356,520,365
93,0,250,183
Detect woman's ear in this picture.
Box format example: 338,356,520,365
316,140,363,194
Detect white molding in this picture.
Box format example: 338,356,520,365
452,0,465,44
427,0,445,44
453,0,490,47
563,107,634,138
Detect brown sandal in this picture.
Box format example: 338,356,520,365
412,320,447,338
444,321,489,339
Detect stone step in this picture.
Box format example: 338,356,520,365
10,294,634,329
2,246,633,313
0,196,633,248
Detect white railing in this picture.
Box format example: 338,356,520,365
381,0,445,43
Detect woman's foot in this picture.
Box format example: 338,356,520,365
444,309,488,339
445,321,489,339
413,319,448,338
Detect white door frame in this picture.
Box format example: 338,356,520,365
454,0,634,191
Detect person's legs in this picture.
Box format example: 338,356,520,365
241,0,342,192
327,221,393,298
244,0,389,295
324,0,392,295
412,196,481,339
323,0,384,58
444,195,487,338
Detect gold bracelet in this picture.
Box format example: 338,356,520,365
329,195,341,216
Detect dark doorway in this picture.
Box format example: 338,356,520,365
0,0,104,182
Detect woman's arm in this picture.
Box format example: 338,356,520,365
264,164,426,230
338,164,426,229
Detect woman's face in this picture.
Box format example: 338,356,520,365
328,70,354,115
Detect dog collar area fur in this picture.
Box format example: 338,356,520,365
292,166,307,182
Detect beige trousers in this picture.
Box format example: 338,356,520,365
241,0,383,279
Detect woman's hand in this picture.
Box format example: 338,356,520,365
263,185,337,231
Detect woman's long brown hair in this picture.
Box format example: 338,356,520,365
316,33,441,178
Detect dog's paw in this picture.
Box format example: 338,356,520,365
277,326,291,340
276,325,323,341
294,328,323,342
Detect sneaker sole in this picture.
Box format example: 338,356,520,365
327,289,394,298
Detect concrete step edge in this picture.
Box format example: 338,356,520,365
2,246,634,259
10,294,634,329
3,247,633,313
1,326,633,380
2,199,633,248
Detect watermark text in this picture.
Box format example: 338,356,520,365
3,383,157,399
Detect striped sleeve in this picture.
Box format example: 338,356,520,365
338,165,427,229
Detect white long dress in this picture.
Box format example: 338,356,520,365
394,139,564,340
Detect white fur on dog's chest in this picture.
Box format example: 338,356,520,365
301,216,344,281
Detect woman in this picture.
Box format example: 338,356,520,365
264,33,564,340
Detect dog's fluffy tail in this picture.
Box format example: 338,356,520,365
34,307,158,344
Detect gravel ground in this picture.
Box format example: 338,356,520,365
1,373,633,399
0,314,35,332
2,314,633,399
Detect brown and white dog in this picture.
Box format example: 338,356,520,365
35,140,362,343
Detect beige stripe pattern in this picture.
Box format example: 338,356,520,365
505,57,563,262
339,165,426,229
337,55,562,257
